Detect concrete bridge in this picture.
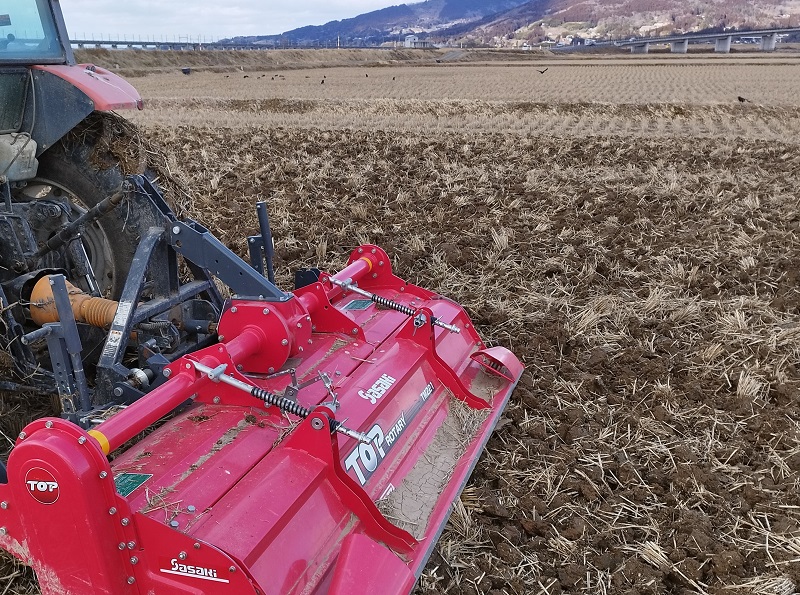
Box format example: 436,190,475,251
70,39,262,51
615,27,800,54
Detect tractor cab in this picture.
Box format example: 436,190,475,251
0,0,73,65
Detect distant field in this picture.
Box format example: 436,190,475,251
112,51,800,140
3,49,800,595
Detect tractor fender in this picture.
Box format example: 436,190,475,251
33,64,143,112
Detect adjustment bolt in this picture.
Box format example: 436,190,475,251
18,432,26,440
297,322,302,328
99,471,108,479
127,541,136,549
170,520,180,528
263,308,270,315
231,306,238,313
379,261,384,266
351,328,358,335
194,543,201,550
113,387,123,397
172,226,181,235
213,396,220,404
109,507,117,515
127,577,136,585
0,528,6,536
358,248,364,254
298,347,304,353
187,505,196,513
218,335,225,341
308,339,312,344
179,551,187,560
281,339,289,346
45,421,52,429
311,418,324,430
121,518,129,526
236,364,243,371
130,556,138,565
118,543,126,550
0,502,7,510
78,436,86,444
163,368,172,378
229,566,236,573
371,249,376,254
268,367,275,373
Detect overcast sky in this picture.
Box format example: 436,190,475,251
59,1,400,41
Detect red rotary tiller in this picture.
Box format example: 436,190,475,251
0,177,523,594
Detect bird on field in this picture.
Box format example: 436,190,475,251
737,95,748,103
392,76,396,80
243,75,249,78
537,68,548,74
271,76,274,80
365,73,369,77
321,79,325,84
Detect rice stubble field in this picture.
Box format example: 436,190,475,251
2,50,800,594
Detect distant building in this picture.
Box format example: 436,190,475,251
404,35,433,49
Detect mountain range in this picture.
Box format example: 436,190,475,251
225,0,800,48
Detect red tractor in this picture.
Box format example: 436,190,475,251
0,2,524,594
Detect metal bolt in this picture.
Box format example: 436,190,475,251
187,505,196,513
169,520,179,528
236,364,243,371
185,363,191,369
268,367,275,373
45,421,53,428
127,577,135,585
163,368,172,378
172,225,181,234
311,325,317,331
229,566,236,573
18,432,25,440
311,418,324,430
358,248,364,254
121,518,129,526
99,471,108,479
261,308,270,315
298,347,304,353
372,273,378,278
109,507,117,515
113,387,124,397
127,541,136,550
371,249,376,254
0,502,7,510
308,339,312,344
281,339,289,346
351,328,358,335
213,396,220,404
296,322,302,328
78,436,86,444
231,306,238,313
218,335,225,341
0,528,6,536
194,543,201,550
335,371,342,376
379,261,384,266
118,543,126,550
130,556,138,565
179,551,187,560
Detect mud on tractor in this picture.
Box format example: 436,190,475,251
0,2,524,594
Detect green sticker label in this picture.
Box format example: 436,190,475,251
344,299,372,311
114,473,152,497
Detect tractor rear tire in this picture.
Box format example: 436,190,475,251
26,113,146,299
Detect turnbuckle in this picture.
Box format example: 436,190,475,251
330,278,461,333
192,361,370,443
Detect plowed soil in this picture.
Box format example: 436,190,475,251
3,52,800,594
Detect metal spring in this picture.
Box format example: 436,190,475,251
371,293,415,316
250,386,311,418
